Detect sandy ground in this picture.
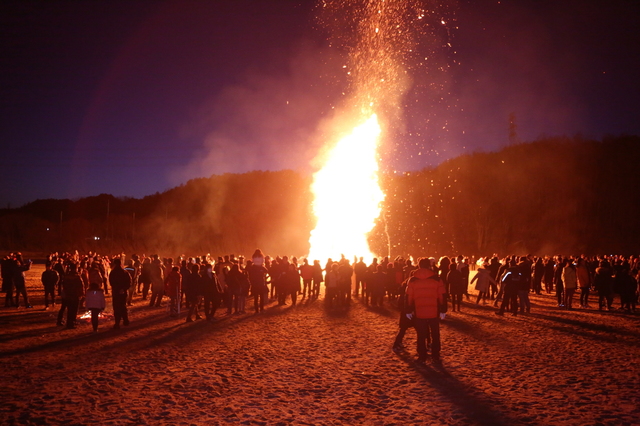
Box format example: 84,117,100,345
1,264,639,425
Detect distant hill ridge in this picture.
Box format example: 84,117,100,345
2,135,639,255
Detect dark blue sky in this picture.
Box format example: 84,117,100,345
1,0,639,207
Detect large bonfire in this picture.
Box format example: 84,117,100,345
307,0,432,262
307,114,384,262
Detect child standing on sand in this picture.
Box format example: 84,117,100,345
85,282,106,332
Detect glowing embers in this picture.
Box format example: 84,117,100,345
308,114,384,262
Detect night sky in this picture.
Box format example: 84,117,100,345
1,0,639,207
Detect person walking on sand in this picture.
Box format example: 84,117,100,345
85,282,106,332
407,258,446,363
470,264,495,305
109,258,131,329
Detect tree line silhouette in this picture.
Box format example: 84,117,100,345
1,135,639,256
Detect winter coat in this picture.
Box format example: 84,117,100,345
325,270,339,289
226,268,242,294
139,263,152,285
62,273,84,300
199,272,216,298
593,267,613,294
13,261,30,290
562,265,578,290
407,268,445,319
284,269,301,293
85,289,106,310
447,269,465,295
109,267,131,295
41,269,60,288
312,264,324,283
150,263,164,292
470,268,495,293
183,270,199,298
500,266,523,295
164,270,182,298
576,265,590,289
369,271,386,297
248,264,269,293
299,264,314,281
89,267,104,286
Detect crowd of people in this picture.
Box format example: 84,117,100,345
1,250,639,361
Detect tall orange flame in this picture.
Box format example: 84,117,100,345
307,114,384,263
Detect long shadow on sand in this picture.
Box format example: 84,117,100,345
526,311,640,346
0,324,60,343
0,309,53,326
363,303,396,319
0,309,61,342
395,351,517,425
130,296,399,351
123,301,315,350
1,298,320,357
453,309,505,324
0,309,173,358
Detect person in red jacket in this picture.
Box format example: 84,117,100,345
407,258,446,363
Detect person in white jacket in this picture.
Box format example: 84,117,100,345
470,266,496,305
85,282,106,332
